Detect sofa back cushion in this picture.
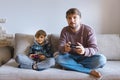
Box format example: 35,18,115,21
49,34,60,52
14,33,60,58
14,33,120,60
97,34,120,60
49,34,120,60
14,33,34,58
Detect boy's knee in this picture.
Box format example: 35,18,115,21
49,58,55,66
15,54,26,63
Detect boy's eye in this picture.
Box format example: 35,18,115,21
40,36,45,38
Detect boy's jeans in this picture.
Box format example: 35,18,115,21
56,53,106,74
15,54,55,70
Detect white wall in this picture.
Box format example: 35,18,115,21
101,0,120,34
0,0,120,35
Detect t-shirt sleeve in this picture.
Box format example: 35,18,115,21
84,27,98,56
58,28,67,53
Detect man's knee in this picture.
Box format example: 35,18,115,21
55,54,63,64
95,54,107,68
98,54,107,67
55,53,69,65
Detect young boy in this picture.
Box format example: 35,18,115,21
15,30,55,70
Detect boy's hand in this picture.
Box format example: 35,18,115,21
39,55,46,60
29,54,35,59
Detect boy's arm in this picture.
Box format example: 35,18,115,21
45,42,54,57
28,46,34,58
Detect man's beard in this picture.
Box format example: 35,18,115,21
69,25,78,29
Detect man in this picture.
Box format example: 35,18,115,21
56,8,106,78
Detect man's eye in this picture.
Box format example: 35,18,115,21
74,17,77,19
67,17,71,20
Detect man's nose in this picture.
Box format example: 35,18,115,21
70,18,74,22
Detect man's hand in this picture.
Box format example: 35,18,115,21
64,42,71,53
75,42,85,55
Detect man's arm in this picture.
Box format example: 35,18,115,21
59,28,69,53
83,28,98,57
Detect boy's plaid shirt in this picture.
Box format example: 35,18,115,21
29,40,53,58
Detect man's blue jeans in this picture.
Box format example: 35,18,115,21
56,53,106,74
15,54,55,70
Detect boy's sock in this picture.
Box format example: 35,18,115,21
18,65,21,68
32,62,38,70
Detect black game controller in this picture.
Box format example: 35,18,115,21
70,44,77,48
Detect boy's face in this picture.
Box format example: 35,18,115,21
35,35,45,44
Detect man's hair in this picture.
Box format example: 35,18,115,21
35,30,47,38
66,8,81,18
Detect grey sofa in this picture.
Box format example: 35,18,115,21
0,33,120,80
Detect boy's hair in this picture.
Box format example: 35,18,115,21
66,8,81,18
35,30,47,38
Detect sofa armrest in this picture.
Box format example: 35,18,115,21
0,46,12,66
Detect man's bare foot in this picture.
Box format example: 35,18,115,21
90,70,102,78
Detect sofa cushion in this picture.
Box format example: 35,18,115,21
97,34,120,60
14,33,34,58
1,59,120,80
49,34,60,52
0,59,95,80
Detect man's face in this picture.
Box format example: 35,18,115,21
66,14,81,29
36,35,45,44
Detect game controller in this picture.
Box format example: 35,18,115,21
31,54,46,62
70,44,77,48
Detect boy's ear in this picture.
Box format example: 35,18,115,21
34,37,37,40
45,36,48,40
